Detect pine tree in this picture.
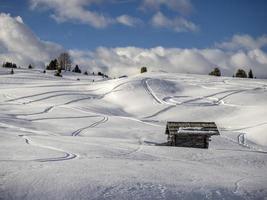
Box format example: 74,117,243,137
209,67,221,76
46,59,58,70
12,63,17,68
72,65,81,73
235,69,247,78
248,69,254,78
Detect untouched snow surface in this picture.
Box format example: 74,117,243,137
0,68,267,200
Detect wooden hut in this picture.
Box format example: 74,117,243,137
165,122,220,148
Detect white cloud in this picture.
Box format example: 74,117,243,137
216,34,267,50
30,0,113,28
0,13,63,67
151,12,198,32
116,15,142,27
29,0,197,32
140,0,198,33
30,0,143,28
141,0,193,15
70,46,267,78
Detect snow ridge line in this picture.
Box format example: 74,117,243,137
19,135,78,162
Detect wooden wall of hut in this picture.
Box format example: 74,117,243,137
173,135,210,148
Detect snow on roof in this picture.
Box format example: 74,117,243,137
165,122,220,136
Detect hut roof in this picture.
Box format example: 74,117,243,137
165,122,220,136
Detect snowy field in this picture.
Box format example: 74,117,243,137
0,68,267,200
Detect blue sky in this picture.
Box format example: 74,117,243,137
1,0,267,50
0,0,267,77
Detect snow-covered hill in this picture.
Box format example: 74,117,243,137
0,68,267,200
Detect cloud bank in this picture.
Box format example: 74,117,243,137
1,13,267,78
70,46,267,78
216,34,267,51
0,13,62,67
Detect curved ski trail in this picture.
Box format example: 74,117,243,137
19,135,78,162
71,116,108,136
142,78,163,104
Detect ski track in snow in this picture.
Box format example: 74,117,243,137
161,77,263,107
6,87,110,159
142,78,163,104
162,89,247,106
0,121,78,162
64,104,163,128
100,80,138,98
7,80,137,117
19,135,78,162
5,90,91,102
30,115,99,122
16,105,55,116
21,93,92,104
144,77,264,119
71,116,108,136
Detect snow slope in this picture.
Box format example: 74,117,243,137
0,68,267,200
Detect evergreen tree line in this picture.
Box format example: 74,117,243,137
45,52,107,77
1,58,255,79
2,62,34,74
2,62,17,68
2,62,34,69
209,67,255,78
